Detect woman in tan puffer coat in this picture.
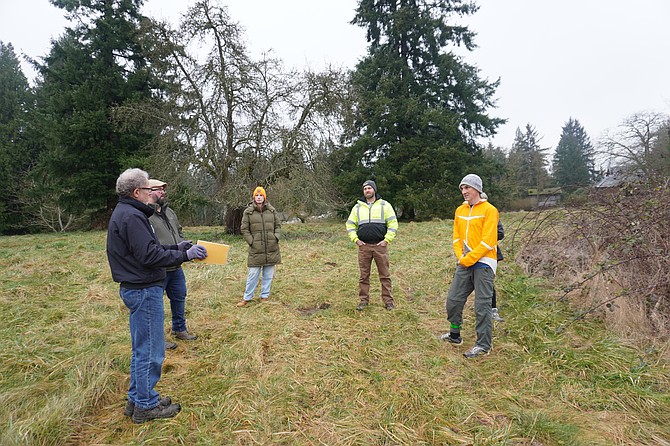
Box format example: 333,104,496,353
237,186,281,307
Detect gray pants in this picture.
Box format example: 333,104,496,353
446,265,494,351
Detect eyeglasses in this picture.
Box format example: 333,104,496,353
151,188,165,192
138,187,153,192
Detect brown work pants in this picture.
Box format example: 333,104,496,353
358,243,393,305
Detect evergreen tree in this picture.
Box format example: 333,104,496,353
552,118,594,192
507,124,551,196
32,0,157,227
335,0,503,218
481,142,512,209
0,42,34,233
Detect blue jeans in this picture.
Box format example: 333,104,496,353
120,285,165,410
243,265,275,301
164,267,187,332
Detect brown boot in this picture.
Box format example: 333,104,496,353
236,300,250,307
174,330,197,341
356,302,368,311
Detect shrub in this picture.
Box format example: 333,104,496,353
514,175,670,343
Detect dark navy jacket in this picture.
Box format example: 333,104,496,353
106,197,188,288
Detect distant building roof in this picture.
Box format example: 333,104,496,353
595,170,644,188
527,187,562,196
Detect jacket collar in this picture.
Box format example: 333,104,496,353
360,193,381,204
119,196,154,218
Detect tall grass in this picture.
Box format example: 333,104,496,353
0,220,668,445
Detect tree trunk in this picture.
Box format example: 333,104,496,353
224,207,245,235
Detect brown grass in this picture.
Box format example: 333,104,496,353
0,220,668,445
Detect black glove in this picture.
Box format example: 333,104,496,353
186,244,207,260
177,240,193,251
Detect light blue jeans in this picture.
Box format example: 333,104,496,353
120,285,165,410
243,265,275,301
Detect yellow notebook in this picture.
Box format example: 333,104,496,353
193,240,230,265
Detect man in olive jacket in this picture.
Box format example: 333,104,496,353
147,179,197,346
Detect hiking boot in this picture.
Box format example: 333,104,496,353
463,346,489,358
385,303,395,310
356,302,368,311
491,308,504,322
131,402,181,424
124,396,172,417
237,300,250,307
165,341,177,350
174,330,197,341
440,333,462,344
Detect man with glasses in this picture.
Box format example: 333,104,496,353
107,168,207,423
147,179,198,348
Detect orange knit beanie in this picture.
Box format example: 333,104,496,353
253,186,266,201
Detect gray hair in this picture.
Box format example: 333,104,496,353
116,168,149,197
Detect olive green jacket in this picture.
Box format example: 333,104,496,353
240,202,282,267
148,203,183,272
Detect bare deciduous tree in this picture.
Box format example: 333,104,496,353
598,111,670,175
16,177,82,232
132,0,350,231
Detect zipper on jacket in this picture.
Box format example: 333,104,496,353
259,208,271,265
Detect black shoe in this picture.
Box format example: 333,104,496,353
132,402,181,424
124,396,172,417
385,303,395,310
440,333,463,344
174,330,197,341
165,341,177,350
356,302,368,311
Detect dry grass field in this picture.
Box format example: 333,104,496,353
0,219,668,445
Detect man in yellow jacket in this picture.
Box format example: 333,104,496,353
441,174,499,358
346,180,399,311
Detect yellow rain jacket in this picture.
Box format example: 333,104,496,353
452,199,499,273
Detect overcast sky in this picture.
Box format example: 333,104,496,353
2,0,669,152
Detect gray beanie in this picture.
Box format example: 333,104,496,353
459,174,483,193
362,180,377,192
